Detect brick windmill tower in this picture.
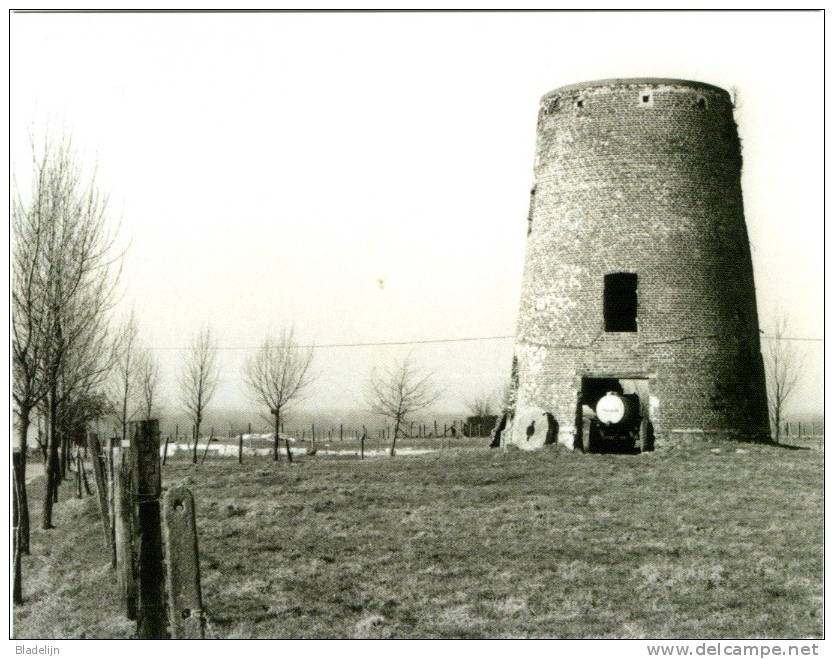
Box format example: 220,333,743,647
506,78,770,451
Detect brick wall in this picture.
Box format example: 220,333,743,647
509,79,770,449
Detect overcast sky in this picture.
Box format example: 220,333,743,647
10,11,823,418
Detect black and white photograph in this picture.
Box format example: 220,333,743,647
8,7,824,649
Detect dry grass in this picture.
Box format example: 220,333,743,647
13,438,822,639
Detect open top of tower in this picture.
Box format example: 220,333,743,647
541,77,731,102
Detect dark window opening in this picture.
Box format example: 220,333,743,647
576,99,584,109
604,273,638,332
642,94,650,103
697,97,707,109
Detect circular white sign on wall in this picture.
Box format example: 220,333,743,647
596,393,625,424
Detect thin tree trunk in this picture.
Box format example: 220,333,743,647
56,401,67,484
122,396,128,444
16,414,31,554
273,410,280,462
75,451,83,498
52,452,59,503
192,421,200,464
391,419,401,456
42,391,58,529
281,411,293,463
13,451,23,605
65,432,72,475
37,415,47,463
80,458,92,495
200,428,214,464
59,432,66,479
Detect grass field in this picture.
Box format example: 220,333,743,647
13,438,823,639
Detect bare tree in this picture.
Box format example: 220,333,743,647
138,348,162,420
179,327,219,463
12,150,52,549
765,314,805,443
242,328,315,463
109,311,145,440
13,135,121,530
365,356,441,456
464,392,495,418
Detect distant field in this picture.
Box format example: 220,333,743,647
13,438,823,639
164,434,489,459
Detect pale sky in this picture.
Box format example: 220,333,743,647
10,11,824,417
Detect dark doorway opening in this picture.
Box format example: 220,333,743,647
577,376,653,454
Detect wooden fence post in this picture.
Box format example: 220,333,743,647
107,436,118,568
75,448,92,496
162,435,170,465
340,424,343,441
238,433,244,464
162,486,205,639
360,426,366,460
86,432,113,554
113,440,137,620
130,419,166,639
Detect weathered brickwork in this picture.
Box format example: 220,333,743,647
509,78,770,449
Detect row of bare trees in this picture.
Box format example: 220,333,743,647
240,329,442,459
113,323,443,466
12,136,123,543
110,311,163,446
11,137,179,551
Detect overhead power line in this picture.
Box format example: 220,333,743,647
148,335,516,351
147,333,821,351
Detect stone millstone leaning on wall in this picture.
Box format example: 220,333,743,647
504,78,770,451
